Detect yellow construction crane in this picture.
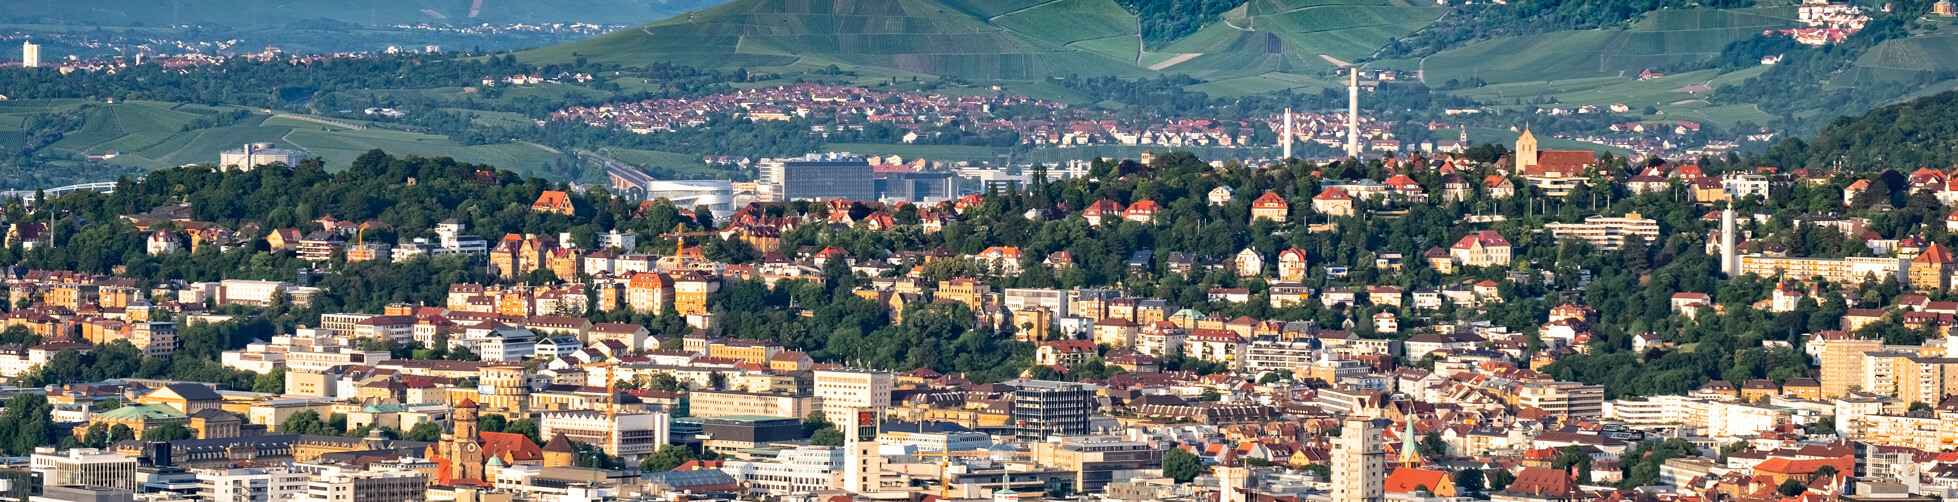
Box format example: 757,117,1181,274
660,223,717,246
582,361,621,420
914,450,1002,499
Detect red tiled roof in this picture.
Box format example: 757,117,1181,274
1384,468,1450,494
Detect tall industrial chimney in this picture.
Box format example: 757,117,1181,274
1347,71,1360,158
1282,108,1293,160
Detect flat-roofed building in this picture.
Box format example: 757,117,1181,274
538,411,669,460
1543,213,1661,250
1739,255,1908,286
688,390,816,419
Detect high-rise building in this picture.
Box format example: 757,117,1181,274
757,154,874,201
841,407,883,494
1820,337,1886,398
193,467,310,502
1011,381,1093,440
1332,418,1385,502
30,448,139,491
874,171,958,203
21,41,39,68
814,369,892,419
300,466,425,502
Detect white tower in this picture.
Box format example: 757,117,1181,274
1347,71,1361,158
1282,108,1294,160
842,407,884,494
1721,208,1738,277
1333,417,1385,502
21,41,39,69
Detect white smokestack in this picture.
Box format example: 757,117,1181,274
1282,108,1293,160
1721,208,1738,277
1347,71,1360,158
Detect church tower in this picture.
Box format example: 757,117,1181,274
1515,126,1539,172
1217,449,1252,502
542,433,577,468
1398,420,1422,466
449,398,486,481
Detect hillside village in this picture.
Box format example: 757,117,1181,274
0,117,1956,502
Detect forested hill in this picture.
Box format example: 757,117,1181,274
1753,90,1958,172
1120,0,1244,47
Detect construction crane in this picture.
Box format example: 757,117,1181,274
913,449,1005,499
659,222,718,241
582,361,622,420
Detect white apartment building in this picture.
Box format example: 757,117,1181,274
1605,395,1786,439
1738,255,1908,286
223,330,388,373
220,280,290,306
1543,213,1662,250
300,465,426,502
31,447,139,491
814,369,893,418
538,411,670,459
689,390,816,419
1003,288,1071,319
722,446,845,495
434,220,489,256
877,421,993,453
474,327,538,362
1242,339,1318,374
1722,173,1771,200
195,467,311,502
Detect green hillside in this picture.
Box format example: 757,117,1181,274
1139,0,1444,76
523,0,1448,79
1374,8,1798,84
524,0,1155,79
5,0,729,26
0,100,710,184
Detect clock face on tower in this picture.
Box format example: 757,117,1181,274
466,444,479,452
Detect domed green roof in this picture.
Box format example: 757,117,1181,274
95,404,187,421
